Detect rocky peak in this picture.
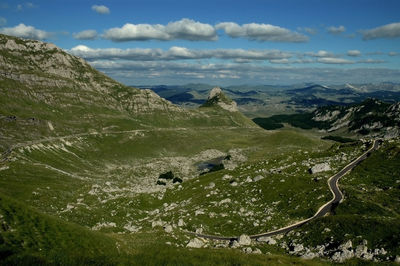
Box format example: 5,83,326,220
202,87,238,112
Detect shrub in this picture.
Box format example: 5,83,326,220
172,177,183,184
159,171,174,180
156,180,166,186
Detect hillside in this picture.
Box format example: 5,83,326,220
0,34,258,152
1,34,399,264
254,98,400,139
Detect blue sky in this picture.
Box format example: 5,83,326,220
1,0,400,85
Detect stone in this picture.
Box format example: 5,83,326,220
394,255,400,263
253,175,264,182
252,248,262,254
151,220,164,228
293,243,304,253
164,224,173,233
238,234,251,246
178,218,185,227
257,236,276,245
186,238,205,248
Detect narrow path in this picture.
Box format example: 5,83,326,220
188,139,380,241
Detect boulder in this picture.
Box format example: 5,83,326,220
163,224,173,233
238,234,251,246
257,236,276,245
186,238,205,248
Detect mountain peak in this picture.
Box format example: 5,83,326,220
202,87,238,112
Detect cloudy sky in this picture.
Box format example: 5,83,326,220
1,0,400,85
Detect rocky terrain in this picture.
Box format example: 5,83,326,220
0,34,399,265
254,98,400,139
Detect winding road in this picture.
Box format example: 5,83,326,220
188,139,380,241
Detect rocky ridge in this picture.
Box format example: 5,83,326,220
312,98,400,138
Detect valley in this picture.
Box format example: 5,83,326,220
1,34,400,265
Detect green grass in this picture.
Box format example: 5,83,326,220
281,140,400,260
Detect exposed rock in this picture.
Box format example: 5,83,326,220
151,220,164,228
238,234,251,246
257,236,276,245
186,238,205,248
202,87,238,112
177,219,185,227
253,175,264,182
163,224,173,233
252,248,262,254
309,163,331,174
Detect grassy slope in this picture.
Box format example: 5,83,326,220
284,140,400,260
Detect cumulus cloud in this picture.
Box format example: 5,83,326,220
347,50,361,57
0,17,6,26
91,5,110,14
73,30,98,40
87,59,400,86
327,25,346,34
317,57,354,64
69,45,292,61
389,51,398,56
215,22,308,42
0,23,50,40
103,19,217,41
305,50,335,57
362,22,400,40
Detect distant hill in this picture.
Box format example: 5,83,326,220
253,98,400,138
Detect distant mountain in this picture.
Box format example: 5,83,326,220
253,98,400,138
144,83,400,118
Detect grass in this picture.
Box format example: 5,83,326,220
280,140,400,260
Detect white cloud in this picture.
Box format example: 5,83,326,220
73,30,98,40
215,22,308,42
164,19,217,41
69,45,292,61
103,19,217,41
91,5,110,14
0,23,50,40
317,57,354,64
0,17,6,26
358,59,385,64
347,50,361,57
17,2,37,11
327,25,346,34
362,22,400,40
303,27,317,35
87,60,400,86
306,50,335,57
269,59,290,64
389,51,398,56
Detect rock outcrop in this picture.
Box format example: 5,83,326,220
202,87,238,112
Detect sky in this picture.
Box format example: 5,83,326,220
1,0,400,86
